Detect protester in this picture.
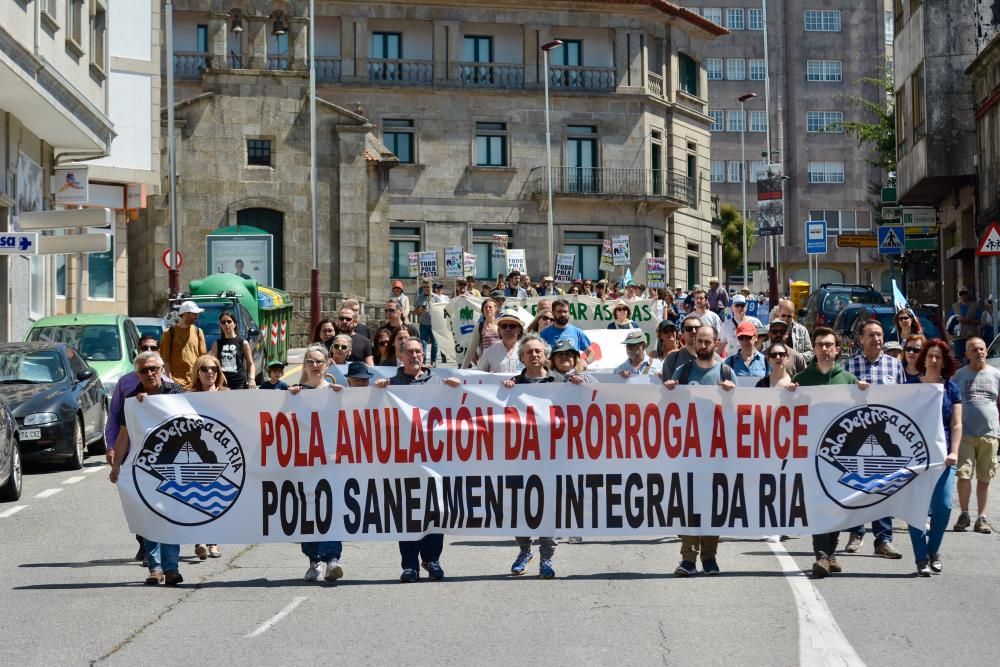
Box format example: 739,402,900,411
950,287,983,362
908,339,962,575
160,301,207,390
345,361,373,387
665,325,734,575
414,279,439,365
209,311,255,389
390,280,410,319
462,298,501,368
649,320,679,361
501,271,526,298
187,354,226,561
582,279,594,296
549,339,597,385
892,308,923,342
763,319,807,375
537,276,562,296
794,327,867,578
373,329,394,366
773,298,813,361
109,350,185,586
376,300,406,342
259,360,289,390
724,321,767,378
690,288,722,335
755,342,797,388
655,289,679,324
390,326,418,366
608,300,640,330
883,340,904,362
539,299,593,365
616,330,661,379
312,318,337,352
477,311,525,373
465,276,481,297
527,309,554,334
336,307,374,365
720,294,762,355
289,345,337,394
330,334,352,366
662,315,720,379
341,298,371,340
952,337,1000,534
902,335,925,382
706,277,729,316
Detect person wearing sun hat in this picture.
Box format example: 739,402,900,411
719,293,762,356
477,311,526,373
724,320,767,377
616,330,661,379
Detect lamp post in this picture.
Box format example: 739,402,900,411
738,92,757,289
309,0,320,336
165,0,178,296
541,39,563,278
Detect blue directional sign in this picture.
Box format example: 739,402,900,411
0,232,38,255
877,225,905,255
806,220,827,255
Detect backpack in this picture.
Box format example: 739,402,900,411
679,360,733,385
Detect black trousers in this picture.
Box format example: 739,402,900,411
398,534,444,570
812,532,840,559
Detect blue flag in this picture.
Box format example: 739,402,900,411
891,279,909,313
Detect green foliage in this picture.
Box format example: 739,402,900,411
719,204,755,277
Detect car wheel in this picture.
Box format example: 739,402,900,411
64,418,85,471
0,439,22,502
87,405,108,456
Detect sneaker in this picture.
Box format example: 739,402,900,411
567,536,583,543
811,558,830,579
422,560,445,580
399,568,419,583
208,545,221,558
163,570,184,587
674,560,697,577
844,532,863,553
702,559,720,575
916,561,931,577
144,569,164,586
953,511,971,532
324,559,344,582
828,556,842,574
511,550,534,575
538,559,556,578
974,515,993,534
195,544,208,560
929,552,943,573
304,561,323,581
874,541,903,559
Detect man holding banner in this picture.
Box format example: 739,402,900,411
539,299,593,366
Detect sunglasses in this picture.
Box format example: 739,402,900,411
498,323,521,330
376,340,390,345
139,366,162,375
140,345,158,352
540,316,554,322
220,320,235,325
683,326,700,333
385,308,399,313
737,335,754,341
332,344,350,351
199,367,220,374
768,352,787,359
733,303,746,308
338,316,353,322
904,346,922,354
305,359,326,366
897,316,911,321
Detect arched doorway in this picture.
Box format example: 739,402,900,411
237,208,284,288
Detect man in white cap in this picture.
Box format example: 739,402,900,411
160,301,207,390
719,293,762,356
538,276,563,297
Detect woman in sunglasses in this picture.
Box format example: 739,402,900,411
902,334,926,383
210,311,255,390
891,308,923,343
755,343,797,388
527,309,554,334
607,300,639,330
329,334,352,366
188,354,228,560
373,331,394,366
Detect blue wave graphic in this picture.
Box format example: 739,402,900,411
156,479,239,517
839,468,914,496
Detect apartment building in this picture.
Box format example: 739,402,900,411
136,0,726,318
685,1,889,289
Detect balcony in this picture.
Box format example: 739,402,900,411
267,54,289,71
459,62,525,89
174,51,208,79
646,71,664,98
548,65,616,91
527,166,696,209
368,58,434,84
315,56,341,82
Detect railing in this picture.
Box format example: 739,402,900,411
548,65,616,91
174,51,208,79
314,56,342,82
267,54,289,71
229,50,243,69
368,58,434,84
527,166,697,208
459,62,525,89
646,71,664,97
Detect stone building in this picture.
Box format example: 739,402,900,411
137,0,725,324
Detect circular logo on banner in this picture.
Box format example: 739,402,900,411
816,404,930,509
132,414,245,526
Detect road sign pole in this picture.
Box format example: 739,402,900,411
856,248,861,283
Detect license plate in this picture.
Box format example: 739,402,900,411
19,429,41,440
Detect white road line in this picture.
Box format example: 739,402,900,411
83,465,106,474
0,505,27,518
62,476,86,485
768,542,866,666
34,488,63,499
245,596,308,638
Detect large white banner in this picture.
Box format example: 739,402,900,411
119,384,945,544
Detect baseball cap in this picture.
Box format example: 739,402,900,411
432,282,443,289
392,280,404,289
346,361,373,379
883,341,903,353
769,319,789,331
736,321,758,337
731,294,747,305
623,331,646,346
490,289,505,298
657,320,678,333
266,359,285,370
549,339,580,358
178,300,205,315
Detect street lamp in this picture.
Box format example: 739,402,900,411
541,39,563,278
738,92,757,289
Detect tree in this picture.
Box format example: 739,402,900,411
719,203,755,280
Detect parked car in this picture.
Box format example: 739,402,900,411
131,316,170,343
0,343,107,470
842,306,942,357
164,296,264,383
25,314,141,397
0,399,20,501
799,283,886,331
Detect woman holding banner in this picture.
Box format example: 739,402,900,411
477,312,525,373
188,354,228,561
607,300,640,330
461,298,500,368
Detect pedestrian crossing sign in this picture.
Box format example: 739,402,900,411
976,222,1000,256
877,225,904,255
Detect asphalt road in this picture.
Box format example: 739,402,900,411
2,451,999,666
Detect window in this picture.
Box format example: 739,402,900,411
726,110,745,132
749,59,766,80
749,111,767,133
383,119,415,164
475,122,508,167
810,209,872,235
42,0,58,26
678,53,699,96
702,8,722,25
912,64,925,139
807,162,845,184
90,1,108,74
707,58,723,80
88,224,114,300
804,10,841,32
462,35,494,84
727,161,743,183
66,0,84,50
893,0,904,35
472,229,511,280
749,161,768,181
710,161,725,182
806,111,844,133
806,60,842,82
749,8,764,30
246,139,272,166
370,32,402,59
726,8,745,30
726,58,745,81
895,89,906,148
567,125,599,192
708,110,724,131
884,11,894,44
686,245,700,290
390,226,421,279
29,257,45,320
563,231,603,280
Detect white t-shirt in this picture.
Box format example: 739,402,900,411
477,340,524,373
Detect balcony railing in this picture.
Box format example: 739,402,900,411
315,56,342,82
174,51,208,79
647,71,664,97
459,62,525,89
527,166,697,208
368,58,434,84
267,54,289,70
548,65,616,91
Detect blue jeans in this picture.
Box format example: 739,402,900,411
144,540,180,573
300,541,342,563
419,324,439,363
846,516,894,543
399,534,443,571
907,466,956,563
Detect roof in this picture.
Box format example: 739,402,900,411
0,342,65,352
365,132,400,164
588,0,728,36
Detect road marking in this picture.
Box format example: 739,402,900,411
0,505,27,518
83,465,106,474
62,476,86,485
245,596,308,638
768,542,866,666
34,488,63,499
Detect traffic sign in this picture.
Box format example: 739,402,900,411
904,237,938,251
902,207,937,227
837,234,877,248
904,226,938,236
38,233,110,254
18,208,113,230
806,220,827,254
882,206,902,220
162,249,183,270
881,186,897,204
0,232,38,255
977,222,1000,256
878,225,905,255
